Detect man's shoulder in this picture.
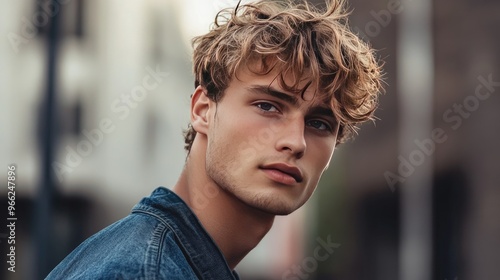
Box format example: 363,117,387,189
46,187,199,279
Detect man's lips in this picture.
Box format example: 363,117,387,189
260,163,304,184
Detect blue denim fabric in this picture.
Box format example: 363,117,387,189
46,187,239,280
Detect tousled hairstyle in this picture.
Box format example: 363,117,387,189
184,0,383,152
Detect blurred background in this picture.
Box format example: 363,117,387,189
1,0,499,279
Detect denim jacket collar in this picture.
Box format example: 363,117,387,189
132,187,239,280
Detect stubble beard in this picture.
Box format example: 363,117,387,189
205,139,299,216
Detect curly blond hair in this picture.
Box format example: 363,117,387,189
184,0,383,152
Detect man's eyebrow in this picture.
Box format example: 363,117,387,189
247,85,298,106
308,106,336,119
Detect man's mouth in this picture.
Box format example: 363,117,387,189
260,163,303,185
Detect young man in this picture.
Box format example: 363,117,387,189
46,0,382,279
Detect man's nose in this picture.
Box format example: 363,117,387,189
275,117,306,159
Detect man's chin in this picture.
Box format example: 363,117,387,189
244,197,301,216
226,185,305,216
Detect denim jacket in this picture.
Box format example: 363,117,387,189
46,187,239,280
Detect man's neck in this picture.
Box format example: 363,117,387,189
172,150,275,270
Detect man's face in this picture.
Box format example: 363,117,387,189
204,66,339,215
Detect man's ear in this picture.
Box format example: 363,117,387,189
190,85,212,135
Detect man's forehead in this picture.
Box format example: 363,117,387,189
236,62,318,93
233,60,335,108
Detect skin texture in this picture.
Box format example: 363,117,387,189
173,65,339,269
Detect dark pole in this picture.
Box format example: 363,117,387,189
36,0,60,278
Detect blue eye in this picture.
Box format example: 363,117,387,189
256,102,279,112
307,120,330,131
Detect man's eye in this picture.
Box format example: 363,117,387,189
307,120,330,131
256,102,279,112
